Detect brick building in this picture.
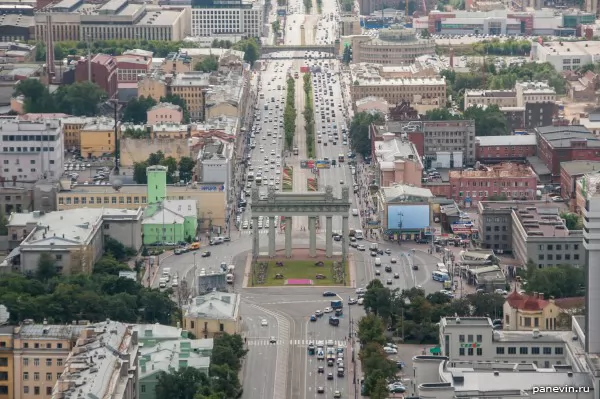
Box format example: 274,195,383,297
449,163,538,206
475,135,537,162
535,125,600,182
74,54,118,99
559,161,600,210
115,54,152,83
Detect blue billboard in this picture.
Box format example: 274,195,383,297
387,205,430,231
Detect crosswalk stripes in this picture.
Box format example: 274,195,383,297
239,229,270,234
247,339,346,347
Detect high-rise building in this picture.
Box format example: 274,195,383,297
190,0,262,38
582,173,600,354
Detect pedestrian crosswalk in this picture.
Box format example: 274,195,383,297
239,229,271,234
247,339,346,347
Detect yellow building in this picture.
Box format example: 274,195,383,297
138,76,167,103
56,181,227,233
0,326,14,399
79,118,118,158
12,324,84,399
503,291,584,331
61,117,90,152
183,292,240,339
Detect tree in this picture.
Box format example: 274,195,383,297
425,108,464,121
104,236,136,261
93,256,130,275
36,253,58,281
363,279,395,322
421,28,430,38
0,210,7,235
342,45,352,64
232,38,260,65
561,212,583,230
53,81,107,116
133,161,149,184
523,265,585,298
178,156,196,183
349,111,384,156
369,377,390,399
194,55,219,72
122,96,157,124
357,313,386,345
465,292,505,319
13,79,55,114
463,104,509,136
271,20,281,36
156,367,208,399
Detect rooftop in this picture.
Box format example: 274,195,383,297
512,206,571,238
57,182,226,194
465,89,516,98
560,160,600,176
184,292,239,321
179,47,245,60
350,63,445,86
53,321,138,399
81,117,117,132
142,200,197,225
149,102,181,112
15,323,87,339
476,135,537,147
380,184,433,203
442,317,493,327
536,125,600,148
537,40,600,57
449,163,537,179
374,134,420,170
9,208,142,247
172,71,211,87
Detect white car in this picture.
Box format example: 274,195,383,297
327,339,335,346
383,347,398,355
269,336,277,343
324,307,333,313
261,319,268,326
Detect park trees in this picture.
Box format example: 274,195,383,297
348,112,384,157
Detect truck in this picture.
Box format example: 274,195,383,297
337,367,345,377
354,229,364,240
369,243,378,251
331,300,343,310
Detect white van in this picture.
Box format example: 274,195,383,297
437,263,446,270
375,258,382,266
351,209,359,216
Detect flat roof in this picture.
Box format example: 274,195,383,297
536,125,600,148
513,206,571,238
138,9,183,25
449,163,536,179
561,160,600,176
538,40,600,57
476,135,537,147
443,317,492,327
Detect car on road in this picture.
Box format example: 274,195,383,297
174,248,184,255
356,287,366,294
394,273,400,279
315,309,323,316
412,264,419,270
323,291,336,297
310,315,317,322
201,251,211,257
386,279,393,285
384,346,398,354
261,319,268,326
348,297,357,305
357,245,365,251
375,269,381,276
385,265,392,272
269,336,277,343
324,307,333,313
388,383,406,393
318,366,325,374
317,387,325,394
357,298,364,305
384,248,392,254
327,373,334,380
333,391,341,398
390,257,397,263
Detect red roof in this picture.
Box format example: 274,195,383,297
506,290,548,311
553,296,585,310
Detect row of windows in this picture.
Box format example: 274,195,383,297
486,225,508,232
539,253,580,261
484,234,509,241
496,346,563,355
458,191,533,198
2,135,58,142
22,342,63,349
457,181,531,187
3,168,38,173
538,244,579,251
23,386,53,395
22,357,63,366
2,147,56,152
58,196,147,205
459,334,483,342
23,371,62,381
459,347,483,356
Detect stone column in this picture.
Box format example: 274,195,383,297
325,216,333,258
285,217,292,258
342,216,349,260
309,216,317,258
252,216,259,257
268,216,276,258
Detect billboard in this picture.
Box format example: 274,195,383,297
301,160,316,169
316,160,331,169
387,205,430,231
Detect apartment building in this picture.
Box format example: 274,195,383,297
350,25,436,66
35,0,190,42
0,119,64,182
449,163,538,206
61,117,87,152
0,326,13,399
79,118,117,158
349,63,446,106
52,321,139,399
475,135,537,162
371,133,423,187
115,54,152,83
190,0,262,38
147,103,183,124
183,292,240,339
12,324,86,399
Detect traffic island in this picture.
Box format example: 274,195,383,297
282,166,293,191
251,258,349,286
307,177,318,191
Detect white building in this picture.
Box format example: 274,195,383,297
0,119,64,182
197,139,233,184
582,172,600,354
191,0,262,38
515,81,557,107
531,41,600,72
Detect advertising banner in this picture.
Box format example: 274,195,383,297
300,160,316,169
316,160,331,169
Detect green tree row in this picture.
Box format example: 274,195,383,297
194,55,219,73
522,262,585,299
348,111,384,157
303,73,316,158
425,105,510,136
303,0,312,12
1,247,176,325
122,94,190,124
133,150,196,185
155,333,248,399
472,38,532,56
316,0,323,13
14,79,106,116
284,77,297,150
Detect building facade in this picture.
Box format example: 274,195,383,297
190,0,262,38
79,118,117,158
73,54,118,99
449,163,538,205
475,135,537,162
0,326,13,399
115,54,152,83
503,291,584,331
375,184,433,239
372,133,423,187
147,102,183,124
183,292,240,339
0,119,64,182
350,25,436,66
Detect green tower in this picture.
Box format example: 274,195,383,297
146,165,167,204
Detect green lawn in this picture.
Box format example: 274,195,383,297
253,259,349,286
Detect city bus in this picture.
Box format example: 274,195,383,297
432,271,450,282
338,153,344,163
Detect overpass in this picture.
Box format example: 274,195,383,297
261,45,338,58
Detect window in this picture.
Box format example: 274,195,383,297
538,254,544,260
547,244,553,250
46,372,52,381
508,347,516,354
46,358,52,366
24,386,29,394
46,387,52,395
46,343,51,349
468,347,474,356
141,385,146,393
34,386,40,395
543,347,552,354
520,347,528,355
574,254,580,260
459,334,465,342
34,343,39,348
555,347,564,355
23,372,29,380
476,335,482,342
459,347,465,356
219,323,224,332
57,358,63,367
476,348,482,356
34,358,39,366
532,347,540,354
467,334,473,342
23,358,28,366
34,372,39,381
496,347,505,354
112,197,117,204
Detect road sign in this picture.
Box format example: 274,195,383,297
460,343,481,348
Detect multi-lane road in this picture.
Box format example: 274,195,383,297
147,0,451,397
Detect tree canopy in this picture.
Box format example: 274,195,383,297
14,79,106,116
523,262,585,298
122,96,157,124
133,151,195,185
283,77,297,150
194,55,219,73
348,111,384,157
